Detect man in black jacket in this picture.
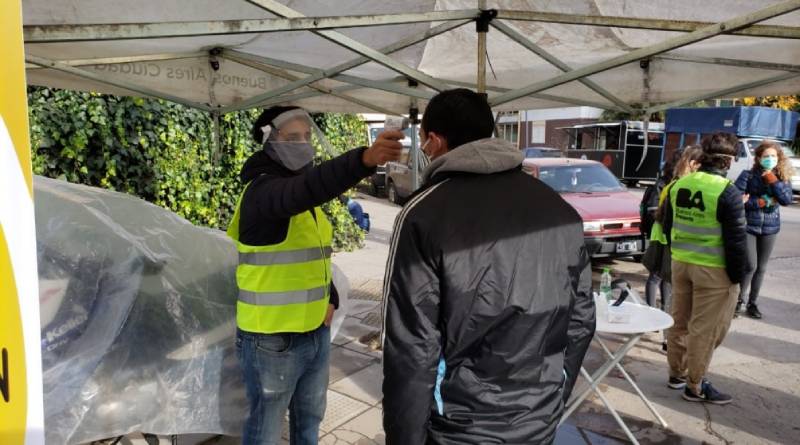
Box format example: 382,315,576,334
231,106,402,444
662,133,749,405
381,89,595,444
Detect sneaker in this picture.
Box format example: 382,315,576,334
668,376,687,389
735,301,743,314
746,304,762,319
682,380,733,405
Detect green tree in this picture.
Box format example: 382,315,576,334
27,87,368,251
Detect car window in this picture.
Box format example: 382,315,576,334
538,165,625,193
737,142,749,159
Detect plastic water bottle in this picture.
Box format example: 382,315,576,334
600,268,613,303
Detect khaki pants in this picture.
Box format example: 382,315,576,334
667,260,739,393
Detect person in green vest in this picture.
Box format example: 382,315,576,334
228,106,403,444
661,132,749,405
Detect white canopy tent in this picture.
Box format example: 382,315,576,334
22,0,800,118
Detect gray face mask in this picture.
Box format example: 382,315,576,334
265,141,315,171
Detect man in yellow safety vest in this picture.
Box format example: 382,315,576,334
228,106,402,444
662,132,749,405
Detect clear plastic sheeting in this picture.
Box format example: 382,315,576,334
34,176,349,444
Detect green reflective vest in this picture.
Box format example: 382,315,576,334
227,184,333,334
669,171,731,268
649,180,676,245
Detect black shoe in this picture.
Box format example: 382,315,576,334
668,376,686,389
747,304,762,319
735,301,743,314
682,380,733,405
661,341,668,352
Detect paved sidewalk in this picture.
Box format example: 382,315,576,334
112,192,800,445
323,193,800,445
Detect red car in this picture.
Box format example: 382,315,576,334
523,158,645,259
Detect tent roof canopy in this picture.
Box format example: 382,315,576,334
22,0,800,116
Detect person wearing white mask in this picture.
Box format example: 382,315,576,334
733,140,795,319
227,106,403,445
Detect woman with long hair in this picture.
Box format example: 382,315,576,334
642,145,704,350
734,141,795,319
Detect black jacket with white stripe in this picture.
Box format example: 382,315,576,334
382,138,595,445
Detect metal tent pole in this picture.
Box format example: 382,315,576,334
490,0,800,106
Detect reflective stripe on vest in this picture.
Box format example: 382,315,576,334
238,285,328,306
669,171,730,268
227,182,333,334
239,246,333,266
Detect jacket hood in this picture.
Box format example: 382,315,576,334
422,137,524,183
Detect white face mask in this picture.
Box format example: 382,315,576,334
265,140,315,171
260,109,316,171
421,138,435,163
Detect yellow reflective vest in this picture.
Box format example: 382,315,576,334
227,183,333,333
669,171,731,268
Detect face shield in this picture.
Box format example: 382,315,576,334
260,108,335,171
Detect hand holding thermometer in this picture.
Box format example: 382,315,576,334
384,116,409,132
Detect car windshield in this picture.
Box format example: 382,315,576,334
524,148,560,158
538,164,625,193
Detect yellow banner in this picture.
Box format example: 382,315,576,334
0,1,45,444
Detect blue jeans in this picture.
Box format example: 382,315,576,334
236,325,330,445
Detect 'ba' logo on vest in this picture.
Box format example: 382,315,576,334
676,188,706,212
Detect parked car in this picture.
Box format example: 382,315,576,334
523,158,645,259
366,123,413,196
385,149,429,205
523,146,562,158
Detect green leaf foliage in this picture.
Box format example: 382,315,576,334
28,87,369,251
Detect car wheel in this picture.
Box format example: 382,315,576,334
387,182,399,205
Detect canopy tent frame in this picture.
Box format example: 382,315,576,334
218,18,468,111
654,53,800,73
648,71,800,114
245,0,449,92
490,20,635,113
23,8,800,43
22,1,800,118
489,0,800,107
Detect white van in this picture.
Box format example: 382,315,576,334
729,138,800,193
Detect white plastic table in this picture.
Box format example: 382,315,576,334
560,301,674,445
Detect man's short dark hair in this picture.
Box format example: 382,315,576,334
252,105,300,143
700,132,738,170
421,89,494,149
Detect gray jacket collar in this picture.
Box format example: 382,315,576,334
422,137,524,183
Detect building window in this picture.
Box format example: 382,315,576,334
531,121,546,144
497,123,518,143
